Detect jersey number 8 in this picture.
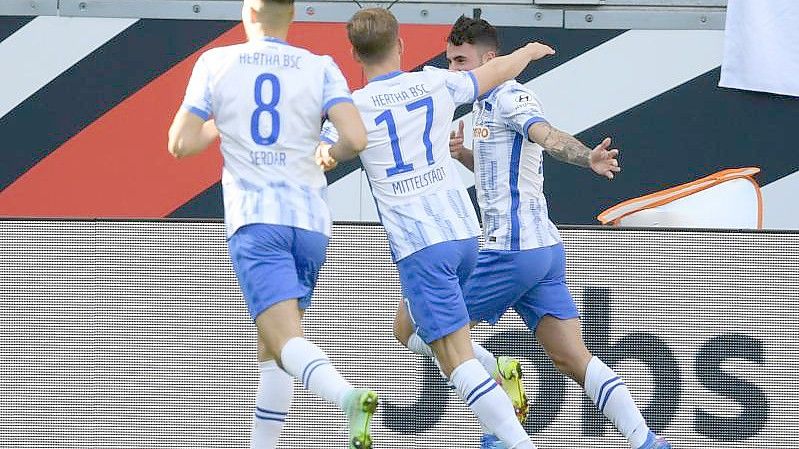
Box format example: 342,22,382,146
250,73,280,145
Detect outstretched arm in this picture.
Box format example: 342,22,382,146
529,122,620,179
471,42,555,98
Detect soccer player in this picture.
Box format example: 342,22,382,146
167,1,378,448
316,8,555,449
394,16,671,449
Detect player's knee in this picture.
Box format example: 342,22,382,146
393,302,415,346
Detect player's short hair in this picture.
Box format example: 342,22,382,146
448,15,499,50
253,0,294,25
347,8,399,64
259,0,294,5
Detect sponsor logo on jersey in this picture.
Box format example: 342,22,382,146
473,126,491,140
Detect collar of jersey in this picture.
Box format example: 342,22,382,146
369,71,404,83
478,86,498,101
261,36,289,45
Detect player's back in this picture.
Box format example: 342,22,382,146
182,37,352,238
346,68,481,260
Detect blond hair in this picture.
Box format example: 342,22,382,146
347,8,399,64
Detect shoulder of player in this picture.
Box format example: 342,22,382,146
349,83,378,108
275,43,335,64
417,66,456,83
196,42,255,64
195,45,234,62
403,70,435,86
351,71,423,98
496,80,536,98
495,81,542,109
421,65,445,74
236,40,333,62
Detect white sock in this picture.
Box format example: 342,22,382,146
450,359,536,449
471,341,498,375
470,342,502,441
280,337,353,410
251,360,292,449
583,356,650,449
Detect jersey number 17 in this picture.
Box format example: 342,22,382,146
375,96,434,177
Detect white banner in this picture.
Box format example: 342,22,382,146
1,221,797,448
720,0,799,97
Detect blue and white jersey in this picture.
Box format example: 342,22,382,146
181,37,352,238
322,67,481,261
472,80,561,251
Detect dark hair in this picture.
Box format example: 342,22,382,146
347,8,399,64
448,15,499,49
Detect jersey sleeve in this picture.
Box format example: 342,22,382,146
319,119,339,145
321,56,354,114
423,66,478,105
182,52,213,121
496,85,548,142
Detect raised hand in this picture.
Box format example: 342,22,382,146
450,120,466,160
589,137,621,180
524,42,556,61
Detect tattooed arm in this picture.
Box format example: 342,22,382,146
528,122,621,179
530,122,591,167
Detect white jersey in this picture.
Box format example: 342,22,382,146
472,80,561,251
322,67,481,261
181,37,352,238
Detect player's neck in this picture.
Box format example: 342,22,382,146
364,62,402,83
248,26,289,43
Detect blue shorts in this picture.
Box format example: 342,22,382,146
396,238,479,344
227,224,328,320
463,243,579,331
